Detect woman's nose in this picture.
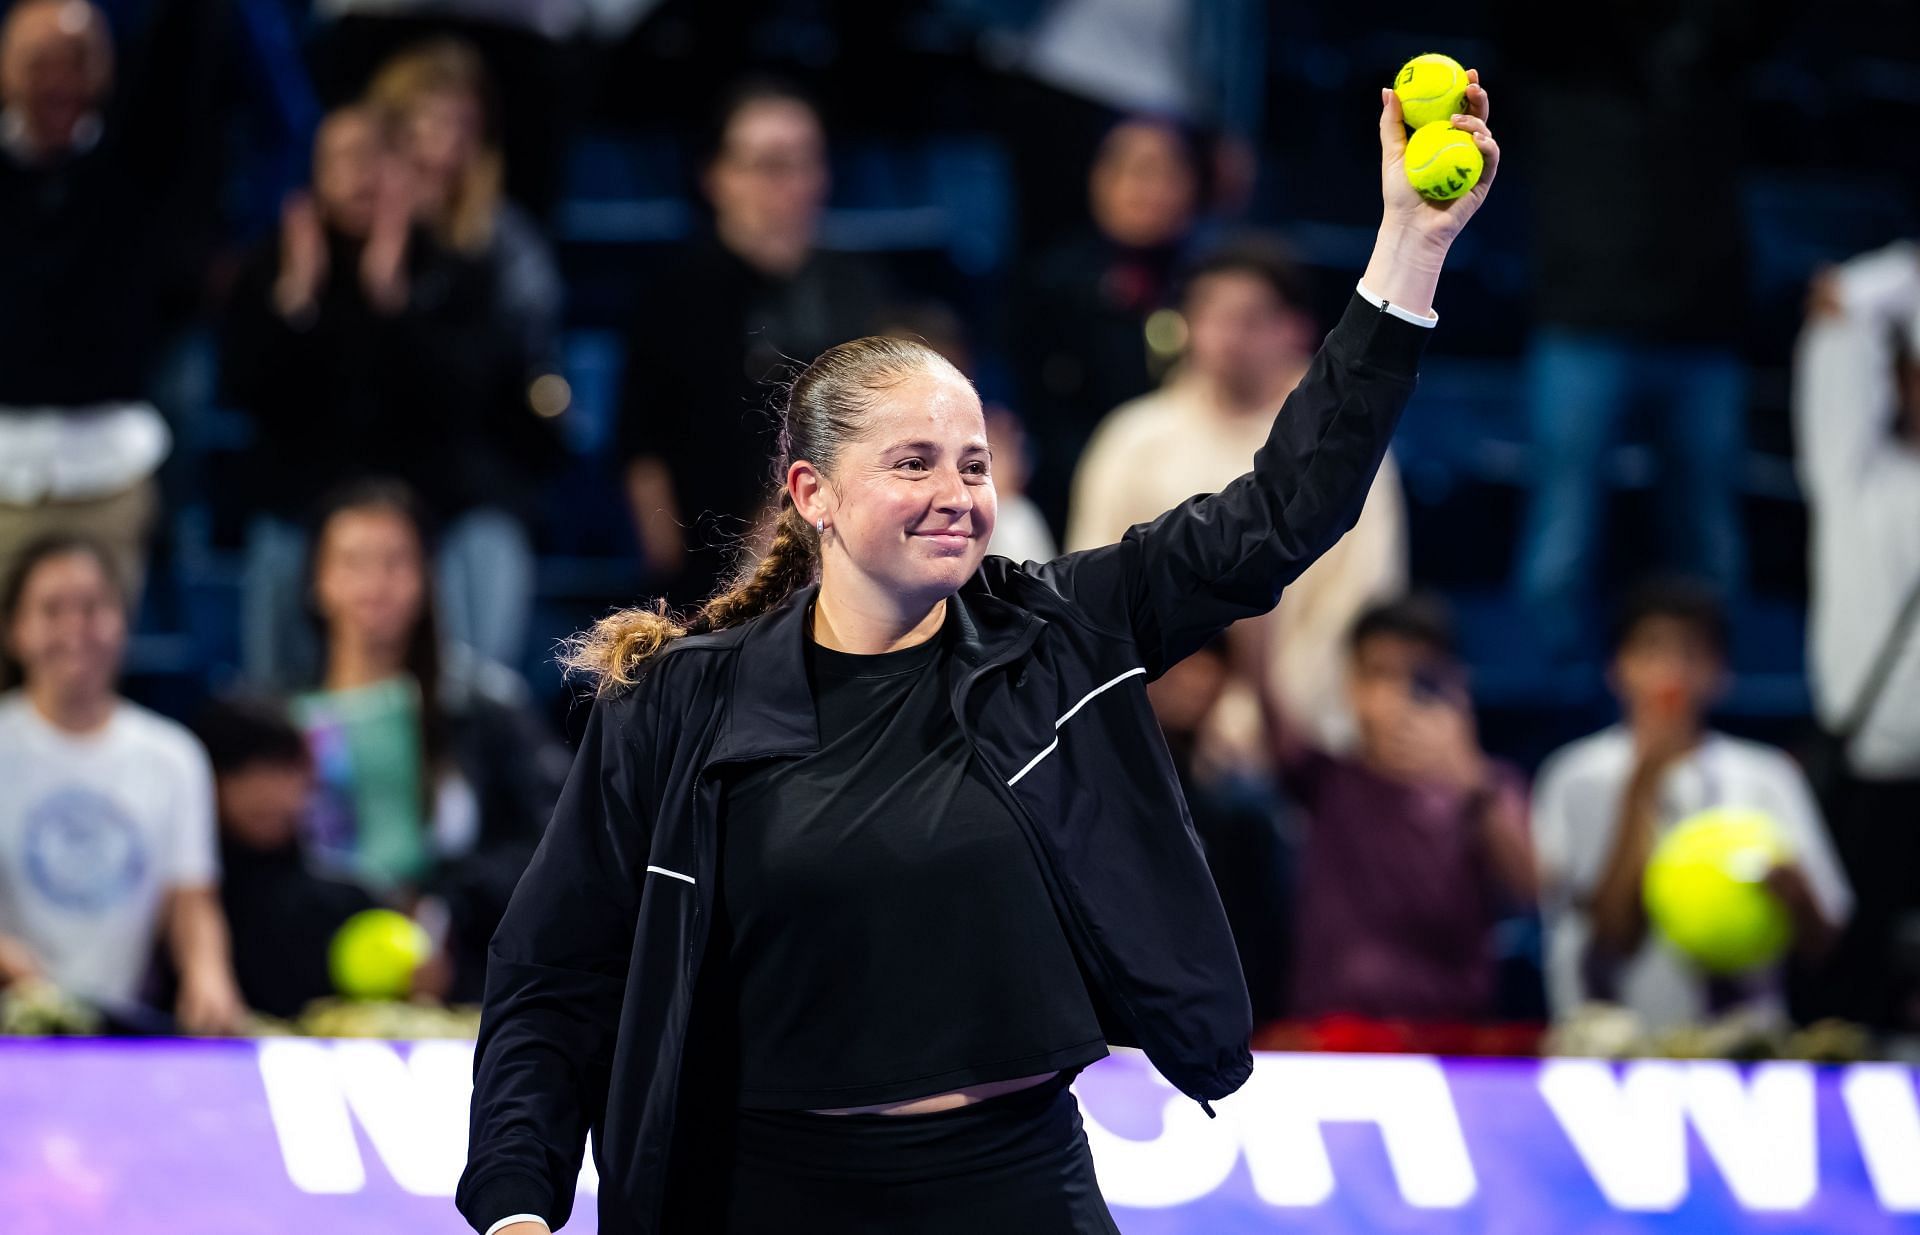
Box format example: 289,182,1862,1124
934,468,972,511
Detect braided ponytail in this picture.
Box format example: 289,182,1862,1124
562,334,963,693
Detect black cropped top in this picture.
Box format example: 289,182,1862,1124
693,600,1108,1110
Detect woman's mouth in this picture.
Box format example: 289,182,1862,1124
914,529,971,549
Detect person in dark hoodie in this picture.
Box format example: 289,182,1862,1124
0,0,224,599
194,693,376,1020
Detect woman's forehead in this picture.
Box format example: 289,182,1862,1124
858,370,984,445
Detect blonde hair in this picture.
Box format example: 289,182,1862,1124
562,335,966,693
364,37,501,254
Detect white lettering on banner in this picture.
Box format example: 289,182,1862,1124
1842,1064,1920,1212
1079,1071,1241,1206
1078,1055,1476,1209
256,1040,599,1198
1237,1055,1476,1208
1540,1060,1817,1212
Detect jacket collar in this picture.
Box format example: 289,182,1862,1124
704,570,1044,770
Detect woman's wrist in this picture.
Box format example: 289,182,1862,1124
1361,224,1449,320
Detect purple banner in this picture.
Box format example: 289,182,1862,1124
3,1039,1919,1233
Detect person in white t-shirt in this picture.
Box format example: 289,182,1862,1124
1532,578,1853,1031
0,534,246,1032
1068,240,1407,755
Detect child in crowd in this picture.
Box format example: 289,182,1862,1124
193,695,376,1019
1533,578,1853,1030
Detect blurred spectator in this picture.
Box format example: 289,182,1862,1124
617,78,887,608
1532,579,1852,1031
1147,635,1292,1022
365,37,564,387
292,480,567,1001
1012,114,1202,536
961,0,1266,248
1269,595,1534,1022
309,0,650,219
222,104,562,684
1498,2,1789,659
0,534,246,1033
0,0,224,600
193,694,377,1020
878,301,1056,565
1793,244,1920,1029
1068,240,1405,754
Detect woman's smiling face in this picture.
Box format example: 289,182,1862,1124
813,367,996,604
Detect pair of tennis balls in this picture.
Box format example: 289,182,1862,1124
1393,53,1483,203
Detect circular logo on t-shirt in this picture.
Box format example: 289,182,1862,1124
22,787,149,912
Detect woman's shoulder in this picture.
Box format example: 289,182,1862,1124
111,701,213,775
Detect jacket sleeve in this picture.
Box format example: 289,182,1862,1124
455,690,655,1233
1022,290,1429,679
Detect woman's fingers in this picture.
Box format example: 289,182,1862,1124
1450,112,1500,189
1465,69,1489,122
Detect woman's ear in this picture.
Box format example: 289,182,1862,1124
788,460,829,528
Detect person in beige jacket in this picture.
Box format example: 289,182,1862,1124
1068,239,1407,757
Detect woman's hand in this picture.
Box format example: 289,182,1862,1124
1378,69,1500,248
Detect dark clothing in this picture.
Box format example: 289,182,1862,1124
457,291,1431,1235
1800,772,1920,1029
424,651,572,1005
663,1069,1119,1234
1492,0,1789,344
220,228,561,522
705,601,1105,1112
0,0,224,406
1168,734,1294,1024
617,236,888,604
1010,228,1184,534
1283,747,1529,1022
218,838,376,1019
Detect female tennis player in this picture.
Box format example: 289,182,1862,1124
459,76,1498,1235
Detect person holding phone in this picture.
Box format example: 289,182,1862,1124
1262,592,1535,1023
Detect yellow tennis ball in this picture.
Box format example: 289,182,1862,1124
1403,121,1483,203
329,908,430,1001
1394,53,1469,130
1643,807,1794,974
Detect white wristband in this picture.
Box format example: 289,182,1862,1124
1355,279,1439,328
485,1215,549,1235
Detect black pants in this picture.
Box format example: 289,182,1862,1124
664,1071,1121,1234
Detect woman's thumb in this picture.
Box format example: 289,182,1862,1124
1378,87,1406,158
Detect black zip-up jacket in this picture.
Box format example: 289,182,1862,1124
457,290,1431,1233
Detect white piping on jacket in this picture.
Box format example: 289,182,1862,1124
646,865,695,885
1006,666,1148,787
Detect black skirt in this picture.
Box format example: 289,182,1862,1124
662,1070,1122,1234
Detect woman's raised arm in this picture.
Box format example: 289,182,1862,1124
1023,76,1500,678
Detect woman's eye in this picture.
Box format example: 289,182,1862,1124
897,459,926,472
965,461,989,476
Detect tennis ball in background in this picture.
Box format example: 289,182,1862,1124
1643,807,1794,974
1403,121,1483,202
1394,53,1469,129
329,908,431,1000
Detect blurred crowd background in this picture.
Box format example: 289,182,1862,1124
2,0,1919,1061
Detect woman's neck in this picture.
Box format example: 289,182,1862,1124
325,634,408,691
26,682,115,735
810,583,946,654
